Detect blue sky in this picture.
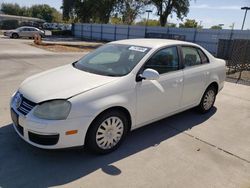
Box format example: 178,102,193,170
0,0,250,29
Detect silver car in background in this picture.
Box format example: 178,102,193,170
4,26,45,39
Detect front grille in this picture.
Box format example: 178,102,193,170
28,132,59,146
17,96,36,116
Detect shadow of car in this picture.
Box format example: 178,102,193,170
0,107,216,187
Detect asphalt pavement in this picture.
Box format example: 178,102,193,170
0,37,250,188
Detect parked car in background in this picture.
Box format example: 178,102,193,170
43,23,72,31
10,39,226,154
4,26,45,39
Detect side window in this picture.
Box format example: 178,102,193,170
182,46,201,67
197,48,209,64
144,47,179,74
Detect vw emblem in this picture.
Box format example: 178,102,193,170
15,93,22,109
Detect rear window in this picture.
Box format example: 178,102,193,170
197,49,209,63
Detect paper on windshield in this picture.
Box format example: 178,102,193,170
129,46,148,52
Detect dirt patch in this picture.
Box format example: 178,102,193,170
226,70,250,86
31,43,102,52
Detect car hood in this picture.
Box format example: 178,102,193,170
6,30,17,33
19,64,119,103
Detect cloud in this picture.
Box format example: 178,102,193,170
191,4,241,10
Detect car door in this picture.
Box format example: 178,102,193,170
19,28,29,37
180,46,210,108
135,46,184,127
18,28,25,37
28,28,35,37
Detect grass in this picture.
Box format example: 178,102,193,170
226,69,250,86
31,43,101,52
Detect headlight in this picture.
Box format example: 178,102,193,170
33,100,71,120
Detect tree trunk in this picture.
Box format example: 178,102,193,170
102,15,110,24
160,12,171,27
159,15,167,27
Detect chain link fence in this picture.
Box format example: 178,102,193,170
218,39,250,83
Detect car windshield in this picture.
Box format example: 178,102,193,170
74,44,151,76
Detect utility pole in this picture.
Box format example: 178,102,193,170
145,10,152,27
199,20,202,28
241,7,250,30
145,10,152,37
229,22,235,41
230,22,235,30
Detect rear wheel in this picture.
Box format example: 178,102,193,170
86,110,128,154
12,33,19,39
198,86,216,113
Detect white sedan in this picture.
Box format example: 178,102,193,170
10,39,226,154
4,26,45,39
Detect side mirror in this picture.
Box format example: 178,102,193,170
138,68,160,81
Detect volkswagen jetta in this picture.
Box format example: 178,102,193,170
10,39,226,154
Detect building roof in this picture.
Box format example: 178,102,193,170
0,14,45,23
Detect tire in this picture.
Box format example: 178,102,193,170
86,110,129,154
197,86,217,113
12,33,19,39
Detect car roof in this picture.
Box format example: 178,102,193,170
18,26,38,29
111,38,198,49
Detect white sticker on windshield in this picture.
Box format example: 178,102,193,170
129,46,148,52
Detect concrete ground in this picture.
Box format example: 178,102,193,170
0,37,250,188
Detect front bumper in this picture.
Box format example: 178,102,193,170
3,32,11,37
10,105,94,149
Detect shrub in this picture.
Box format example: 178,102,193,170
0,20,19,30
51,30,72,36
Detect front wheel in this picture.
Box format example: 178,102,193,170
197,86,216,113
86,110,129,154
12,33,19,39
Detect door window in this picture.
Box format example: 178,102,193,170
182,47,202,67
144,47,179,74
29,28,37,31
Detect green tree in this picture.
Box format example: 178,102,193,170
1,3,26,16
0,20,19,29
210,25,223,30
94,0,117,23
62,0,117,24
136,19,160,26
30,4,60,22
179,19,198,28
166,22,176,27
62,0,75,21
52,10,63,23
110,15,123,24
114,0,148,25
151,0,190,27
1,3,62,22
